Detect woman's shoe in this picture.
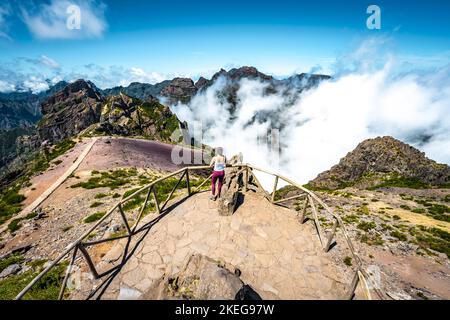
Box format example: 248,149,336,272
209,194,216,201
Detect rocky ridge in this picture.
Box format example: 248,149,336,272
309,136,450,190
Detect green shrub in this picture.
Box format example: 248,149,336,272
390,230,407,241
356,205,370,215
8,218,22,232
0,262,67,300
83,211,106,223
400,205,411,210
89,202,103,208
343,256,352,266
426,204,450,222
71,169,133,190
360,233,384,246
94,193,108,199
122,187,142,199
368,175,429,190
342,214,359,224
0,254,24,273
357,221,376,231
0,185,27,225
416,228,450,258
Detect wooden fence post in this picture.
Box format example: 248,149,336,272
185,169,191,196
271,176,279,203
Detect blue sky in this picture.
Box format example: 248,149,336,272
0,0,449,91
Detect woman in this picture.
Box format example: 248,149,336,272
209,147,226,200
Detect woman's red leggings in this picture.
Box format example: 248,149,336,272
211,170,225,196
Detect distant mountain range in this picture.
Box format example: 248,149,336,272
0,81,68,130
0,66,331,179
0,66,331,131
37,79,181,143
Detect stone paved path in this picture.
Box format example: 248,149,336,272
77,191,351,300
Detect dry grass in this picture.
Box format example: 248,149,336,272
369,201,450,233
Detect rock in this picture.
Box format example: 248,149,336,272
388,242,419,256
160,78,198,104
0,264,22,279
96,93,181,142
308,136,450,190
235,284,262,300
228,153,243,165
38,80,104,143
34,208,47,220
386,291,413,300
194,77,209,90
107,224,122,234
118,286,142,300
11,244,32,255
218,168,242,216
18,265,32,275
145,254,256,300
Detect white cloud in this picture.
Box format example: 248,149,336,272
23,76,50,93
40,55,60,69
0,80,15,92
21,0,107,39
118,67,167,86
171,40,450,189
0,57,173,93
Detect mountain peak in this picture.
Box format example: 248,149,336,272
309,136,450,190
211,66,272,82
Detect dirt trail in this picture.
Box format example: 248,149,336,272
0,137,206,252
0,138,97,235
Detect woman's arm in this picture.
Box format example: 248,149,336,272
209,156,216,168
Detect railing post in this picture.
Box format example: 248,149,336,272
271,176,279,203
78,244,100,279
299,196,309,224
152,186,160,214
244,166,248,191
308,195,324,247
185,169,191,196
132,186,152,231
345,270,360,300
324,218,338,252
58,246,79,300
118,203,132,236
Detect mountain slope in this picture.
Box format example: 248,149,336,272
37,80,104,142
94,93,180,141
0,81,68,130
308,136,450,190
101,80,171,100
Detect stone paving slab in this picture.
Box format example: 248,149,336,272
76,191,351,300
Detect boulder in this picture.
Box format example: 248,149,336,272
217,168,243,216
145,254,258,300
0,264,22,279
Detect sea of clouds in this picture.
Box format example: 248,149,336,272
170,40,450,189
